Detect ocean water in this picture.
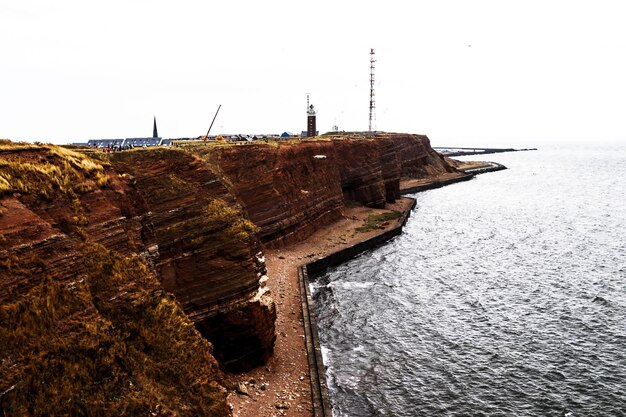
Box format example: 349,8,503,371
312,143,626,417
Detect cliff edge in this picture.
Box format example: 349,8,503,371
0,133,459,415
0,143,232,416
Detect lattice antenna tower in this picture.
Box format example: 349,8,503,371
369,48,376,133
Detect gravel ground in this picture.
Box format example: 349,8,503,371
227,197,415,417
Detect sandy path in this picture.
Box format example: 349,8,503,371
226,198,415,417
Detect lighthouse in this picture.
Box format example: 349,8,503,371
306,95,317,137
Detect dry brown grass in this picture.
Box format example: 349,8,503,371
0,141,232,416
0,142,112,238
205,198,258,241
0,142,111,199
0,243,230,416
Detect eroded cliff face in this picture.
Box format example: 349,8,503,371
332,139,388,208
104,149,276,372
185,133,458,248
388,133,458,178
0,143,232,415
188,141,345,248
1,133,457,413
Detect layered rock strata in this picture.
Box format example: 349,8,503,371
186,133,458,247
189,141,345,248
1,133,457,413
332,139,388,208
0,145,276,375
104,149,276,372
0,144,234,415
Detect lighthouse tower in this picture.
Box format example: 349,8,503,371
306,95,317,137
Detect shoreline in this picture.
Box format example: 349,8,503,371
298,198,417,416
226,165,506,416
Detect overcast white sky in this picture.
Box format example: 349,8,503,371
2,0,625,147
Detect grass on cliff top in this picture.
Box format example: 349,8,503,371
355,211,402,233
0,139,39,152
0,142,110,199
174,136,332,151
0,143,112,239
0,243,229,417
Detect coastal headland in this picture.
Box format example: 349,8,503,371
0,134,503,416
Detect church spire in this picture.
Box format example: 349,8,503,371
153,116,158,138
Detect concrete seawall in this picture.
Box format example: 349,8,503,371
298,267,332,417
297,198,416,416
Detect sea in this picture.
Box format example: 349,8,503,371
311,142,626,417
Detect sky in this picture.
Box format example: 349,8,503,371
2,0,626,148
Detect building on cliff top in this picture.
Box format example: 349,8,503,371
74,117,172,148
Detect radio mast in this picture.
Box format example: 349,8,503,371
369,48,376,133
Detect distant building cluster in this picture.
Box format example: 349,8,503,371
69,50,395,148
74,134,306,149
73,100,323,149
73,117,173,149
85,137,171,149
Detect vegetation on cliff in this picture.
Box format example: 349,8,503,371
0,142,110,199
1,141,231,416
0,142,112,239
205,198,258,242
0,243,229,416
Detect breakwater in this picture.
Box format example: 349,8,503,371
433,146,537,157
458,161,507,175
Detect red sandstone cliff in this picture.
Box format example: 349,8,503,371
0,144,233,415
103,149,276,372
189,141,344,248
0,133,457,415
185,133,458,247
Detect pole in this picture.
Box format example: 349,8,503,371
206,104,222,138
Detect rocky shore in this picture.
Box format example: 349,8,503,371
227,198,417,417
225,161,505,417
